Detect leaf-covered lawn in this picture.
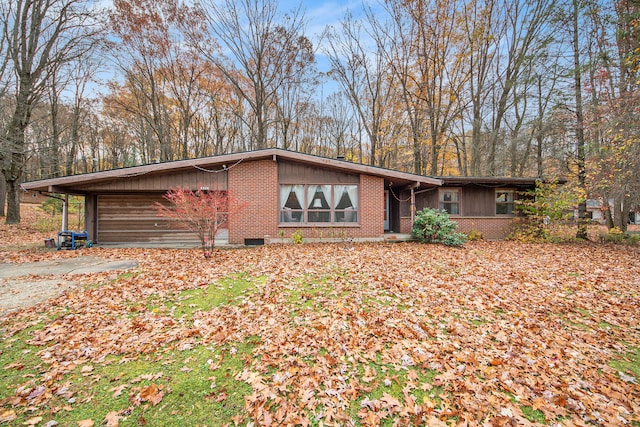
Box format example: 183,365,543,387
1,241,639,426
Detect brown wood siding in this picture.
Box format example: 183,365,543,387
79,169,227,192
412,186,499,216
461,186,495,216
415,190,439,212
97,194,200,243
278,161,359,184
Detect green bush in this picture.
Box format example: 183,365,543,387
291,230,304,244
412,208,467,247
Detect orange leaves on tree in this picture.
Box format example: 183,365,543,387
154,187,246,258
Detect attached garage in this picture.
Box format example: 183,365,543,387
97,194,200,244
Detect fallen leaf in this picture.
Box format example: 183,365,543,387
109,384,127,398
139,384,164,406
103,411,120,427
0,410,17,423
23,416,43,425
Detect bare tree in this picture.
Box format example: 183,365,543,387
0,12,11,215
0,0,100,223
324,12,395,166
196,0,313,150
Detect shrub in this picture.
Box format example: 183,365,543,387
291,230,304,244
412,208,467,247
597,228,640,245
154,187,246,259
513,180,577,241
465,229,484,241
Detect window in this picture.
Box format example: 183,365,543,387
439,189,459,215
280,184,358,224
496,190,515,215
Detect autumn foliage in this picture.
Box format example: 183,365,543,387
154,187,245,258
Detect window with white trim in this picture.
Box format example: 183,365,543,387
496,190,515,215
280,184,358,224
439,189,460,215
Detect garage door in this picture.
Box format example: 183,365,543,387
97,194,201,244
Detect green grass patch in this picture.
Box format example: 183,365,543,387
166,273,263,320
609,346,640,381
284,274,352,316
504,392,547,424
520,405,547,423
0,323,47,402
346,363,442,424
1,338,257,426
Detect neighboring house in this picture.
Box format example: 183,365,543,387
583,199,640,225
21,149,537,244
585,199,606,223
20,189,49,204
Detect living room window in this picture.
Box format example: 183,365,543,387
280,184,358,224
496,190,515,215
439,189,460,215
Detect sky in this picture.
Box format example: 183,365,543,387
273,0,360,75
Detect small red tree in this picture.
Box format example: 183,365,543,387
154,187,245,258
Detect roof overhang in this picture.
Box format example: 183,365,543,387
22,148,442,193
439,176,544,187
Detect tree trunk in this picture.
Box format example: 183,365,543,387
3,89,31,224
5,178,21,224
604,202,614,230
612,195,629,232
572,0,588,240
0,173,6,217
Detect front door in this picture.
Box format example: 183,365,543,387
384,190,390,231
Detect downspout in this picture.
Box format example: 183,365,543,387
42,193,69,231
62,194,69,232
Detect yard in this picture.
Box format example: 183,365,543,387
1,206,639,426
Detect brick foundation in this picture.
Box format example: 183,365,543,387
400,217,413,234
400,216,515,240
453,217,514,240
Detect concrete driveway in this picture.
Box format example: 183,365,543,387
0,256,138,318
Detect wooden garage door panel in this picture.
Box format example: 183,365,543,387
97,194,199,243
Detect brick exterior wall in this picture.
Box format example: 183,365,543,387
453,217,514,240
400,217,413,234
358,175,384,238
228,162,386,244
228,159,279,244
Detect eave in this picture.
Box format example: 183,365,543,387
21,148,442,193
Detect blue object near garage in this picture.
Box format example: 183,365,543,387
57,230,89,250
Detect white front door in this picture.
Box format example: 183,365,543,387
384,190,390,231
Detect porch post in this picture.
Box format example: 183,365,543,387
410,182,420,224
